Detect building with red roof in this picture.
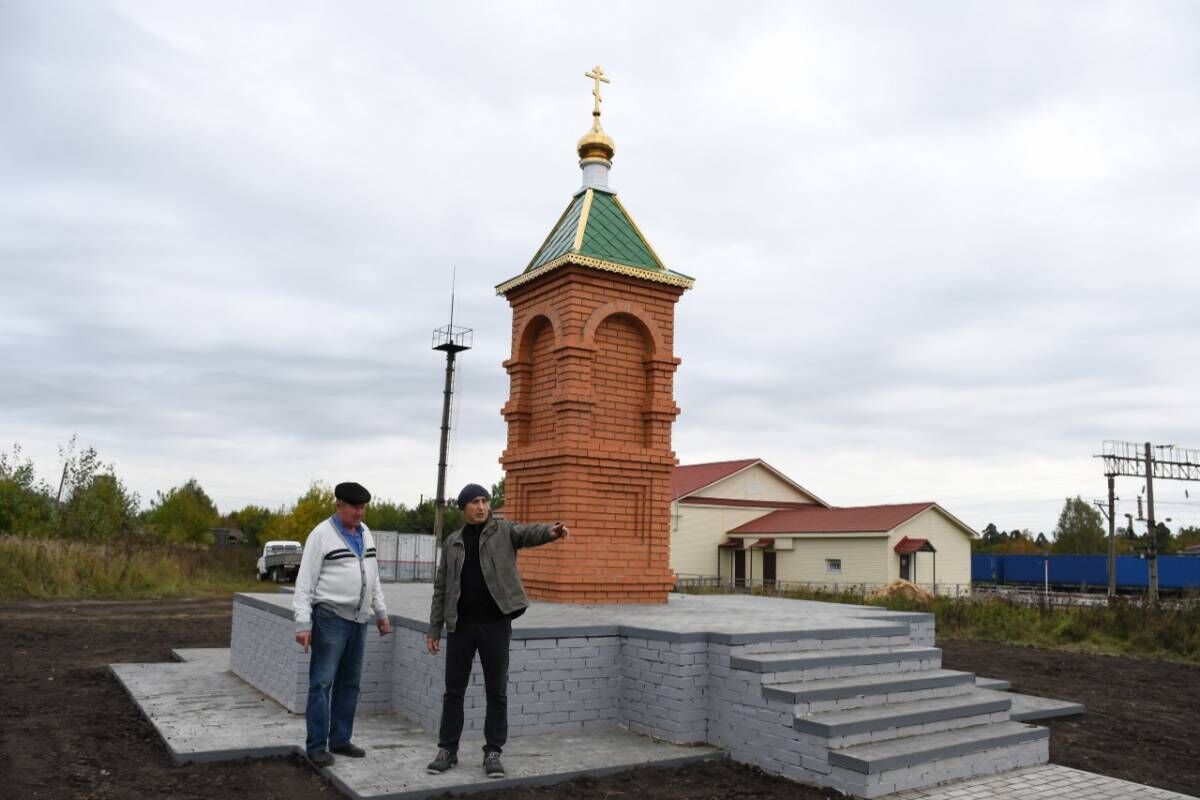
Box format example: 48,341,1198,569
670,459,976,592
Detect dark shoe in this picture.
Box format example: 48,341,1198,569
483,750,505,778
426,748,457,774
307,750,335,768
331,742,366,758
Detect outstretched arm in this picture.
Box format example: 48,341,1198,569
509,521,570,549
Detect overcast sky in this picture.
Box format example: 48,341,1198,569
2,1,1198,534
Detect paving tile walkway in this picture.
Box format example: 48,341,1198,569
110,650,722,799
889,763,1197,799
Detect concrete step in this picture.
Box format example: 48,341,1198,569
794,691,1012,740
731,646,941,679
763,668,976,708
828,720,1048,775
730,623,912,653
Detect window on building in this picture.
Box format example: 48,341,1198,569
825,558,842,573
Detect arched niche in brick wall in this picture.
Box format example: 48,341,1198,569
517,315,559,446
580,301,664,356
589,313,651,446
582,302,667,447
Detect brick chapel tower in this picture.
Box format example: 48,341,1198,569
495,67,693,604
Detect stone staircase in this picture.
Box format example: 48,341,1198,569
715,628,1048,798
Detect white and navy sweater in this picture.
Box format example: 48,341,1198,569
293,517,388,633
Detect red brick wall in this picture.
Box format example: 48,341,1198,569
500,264,685,603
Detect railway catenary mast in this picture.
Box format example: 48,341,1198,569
1097,441,1200,602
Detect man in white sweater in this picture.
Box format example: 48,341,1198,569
293,481,391,767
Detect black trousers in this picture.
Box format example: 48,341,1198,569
437,619,511,754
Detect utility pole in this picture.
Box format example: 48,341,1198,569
1106,476,1116,598
1092,495,1116,596
55,461,70,506
1144,442,1158,603
431,273,472,546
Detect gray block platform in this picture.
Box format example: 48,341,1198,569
110,650,723,799
134,587,1101,798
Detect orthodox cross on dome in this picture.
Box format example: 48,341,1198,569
585,65,610,117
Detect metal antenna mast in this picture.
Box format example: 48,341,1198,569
1096,441,1200,602
432,268,472,545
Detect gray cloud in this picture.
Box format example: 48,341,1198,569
2,0,1198,535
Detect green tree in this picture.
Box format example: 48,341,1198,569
54,438,139,541
364,499,408,531
225,505,275,547
60,473,139,541
490,477,506,510
262,482,336,544
1052,496,1106,554
146,479,220,543
1173,525,1200,552
993,529,1043,554
1152,521,1172,553
0,443,54,536
404,498,463,534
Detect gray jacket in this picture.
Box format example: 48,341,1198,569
427,515,554,638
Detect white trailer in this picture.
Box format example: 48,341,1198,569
372,531,437,582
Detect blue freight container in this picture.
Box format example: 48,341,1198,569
1158,556,1200,590
971,554,1001,583
1048,555,1108,588
999,555,1049,585
973,553,1200,591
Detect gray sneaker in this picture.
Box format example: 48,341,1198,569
426,748,457,774
483,750,505,778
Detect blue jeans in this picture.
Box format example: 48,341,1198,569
305,604,367,754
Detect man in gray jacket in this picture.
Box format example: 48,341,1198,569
425,482,568,778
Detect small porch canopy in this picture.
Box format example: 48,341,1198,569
747,538,774,549
894,537,936,584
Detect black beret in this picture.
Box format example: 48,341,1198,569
335,481,371,505
456,483,490,509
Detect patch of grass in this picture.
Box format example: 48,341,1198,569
680,584,1200,664
0,534,263,599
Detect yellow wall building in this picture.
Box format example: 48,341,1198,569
669,459,976,594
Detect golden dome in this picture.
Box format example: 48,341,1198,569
577,118,615,162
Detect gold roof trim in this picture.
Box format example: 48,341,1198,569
572,189,594,252
610,193,666,271
496,253,694,295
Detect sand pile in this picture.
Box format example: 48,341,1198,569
867,579,935,602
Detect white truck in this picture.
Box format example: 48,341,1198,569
256,540,303,583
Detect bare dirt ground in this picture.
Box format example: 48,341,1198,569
938,639,1200,797
1,599,1196,799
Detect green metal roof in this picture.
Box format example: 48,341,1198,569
579,191,662,271
501,188,694,295
526,192,586,272
525,189,666,274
